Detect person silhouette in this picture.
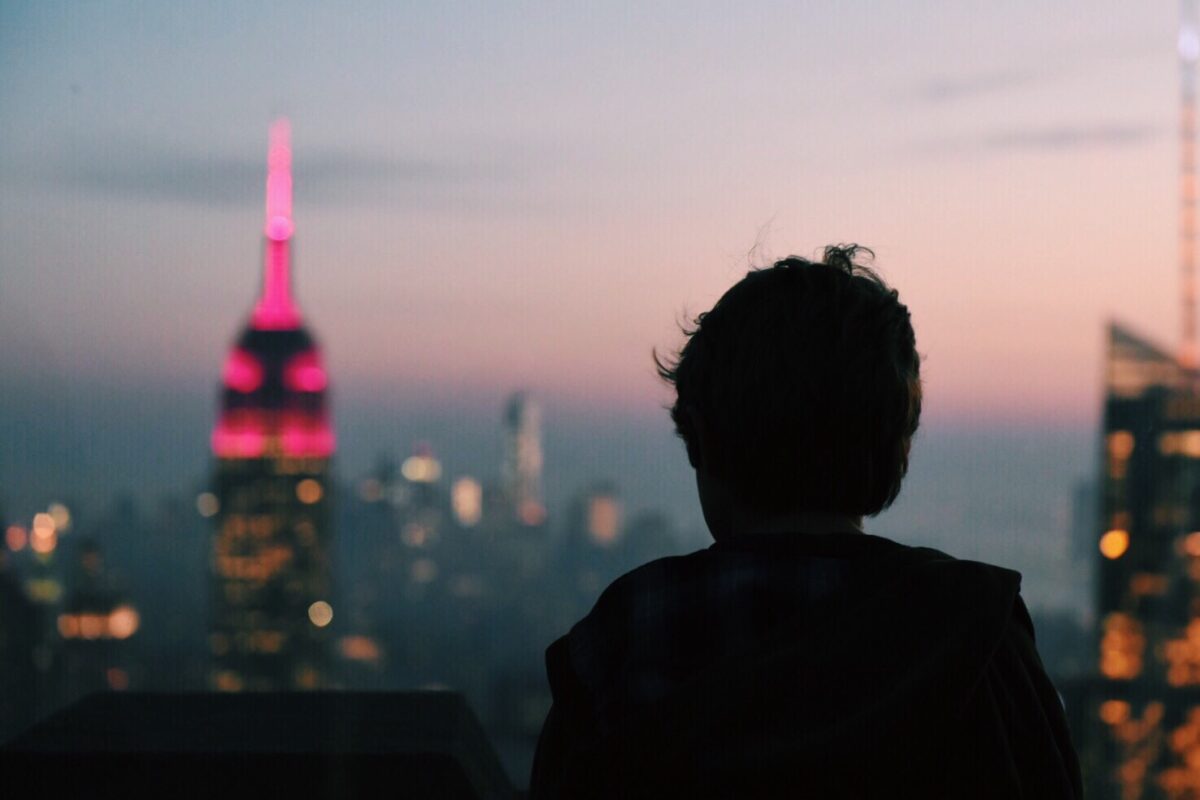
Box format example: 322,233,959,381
530,245,1081,799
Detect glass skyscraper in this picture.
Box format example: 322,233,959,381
1093,322,1200,798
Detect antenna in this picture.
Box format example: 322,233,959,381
265,119,293,242
1181,0,1198,367
252,118,301,330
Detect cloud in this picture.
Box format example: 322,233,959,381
913,35,1162,105
11,141,516,207
981,124,1160,151
911,123,1160,157
917,70,1039,103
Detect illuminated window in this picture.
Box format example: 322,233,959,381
196,492,220,517
1109,431,1135,459
108,605,140,639
296,479,323,504
5,525,27,552
106,668,130,691
339,635,382,664
1100,612,1145,679
214,670,244,692
1130,573,1169,597
1100,529,1130,559
451,477,483,527
402,454,442,483
57,614,80,639
1100,699,1131,726
587,495,622,545
1161,708,1200,795
307,600,333,627
30,513,57,554
47,503,71,530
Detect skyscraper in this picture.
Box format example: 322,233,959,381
1083,8,1200,795
500,392,545,527
208,120,336,692
55,537,139,700
1092,322,1200,798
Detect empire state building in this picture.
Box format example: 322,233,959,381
208,119,336,691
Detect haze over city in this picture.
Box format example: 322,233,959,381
0,1,1177,615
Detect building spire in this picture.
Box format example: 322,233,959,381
252,118,301,330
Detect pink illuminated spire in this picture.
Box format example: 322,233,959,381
252,118,301,330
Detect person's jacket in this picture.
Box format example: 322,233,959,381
529,531,1082,799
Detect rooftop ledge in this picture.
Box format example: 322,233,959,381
1,691,518,799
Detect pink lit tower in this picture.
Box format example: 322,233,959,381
208,119,336,692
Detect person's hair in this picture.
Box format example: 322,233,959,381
655,245,921,517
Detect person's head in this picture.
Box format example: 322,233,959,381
656,245,921,537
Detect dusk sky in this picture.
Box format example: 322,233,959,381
0,2,1183,560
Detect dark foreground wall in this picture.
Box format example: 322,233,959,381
1,691,516,799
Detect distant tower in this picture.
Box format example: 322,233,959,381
56,538,140,700
1182,0,1199,368
209,120,336,692
500,392,545,526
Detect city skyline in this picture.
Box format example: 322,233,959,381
4,3,1177,790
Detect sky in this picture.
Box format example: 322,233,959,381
0,3,1183,595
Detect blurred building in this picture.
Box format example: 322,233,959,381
1089,322,1200,798
55,537,139,701
208,120,336,692
500,392,545,527
0,552,38,742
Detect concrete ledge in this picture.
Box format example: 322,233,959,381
1,691,517,799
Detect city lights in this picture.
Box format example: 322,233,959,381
295,479,323,504
196,492,220,517
1100,612,1145,680
308,601,333,628
47,503,70,531
106,668,130,691
1099,700,1131,726
5,525,27,552
587,494,622,546
284,351,327,392
402,454,442,483
1108,431,1135,460
30,516,57,555
108,605,140,640
223,348,264,393
451,477,483,527
338,635,382,664
1099,529,1130,560
57,605,140,641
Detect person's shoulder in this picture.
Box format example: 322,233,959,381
567,548,717,641
861,533,1023,593
597,548,715,599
